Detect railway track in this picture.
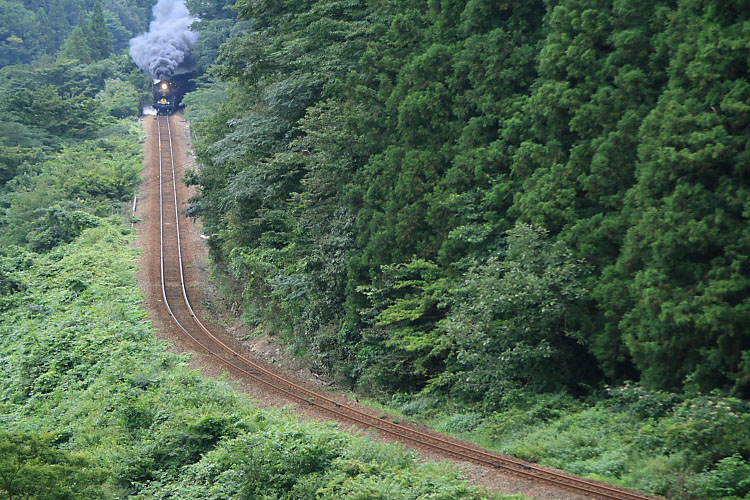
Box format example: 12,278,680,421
154,114,662,500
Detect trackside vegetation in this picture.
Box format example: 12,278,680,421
181,0,750,498
0,23,511,500
0,217,506,499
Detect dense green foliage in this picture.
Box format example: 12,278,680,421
0,33,508,500
0,0,154,68
0,431,107,499
2,0,749,498
186,0,750,401
0,215,500,500
374,386,750,499
0,49,148,195
182,2,750,496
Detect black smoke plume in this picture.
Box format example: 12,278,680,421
129,0,199,81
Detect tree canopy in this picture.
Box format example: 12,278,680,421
185,0,750,402
0,0,152,68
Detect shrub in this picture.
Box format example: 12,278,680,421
27,203,100,252
605,383,683,419
438,413,483,434
661,395,750,468
690,454,750,499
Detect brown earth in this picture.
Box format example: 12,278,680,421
133,112,602,500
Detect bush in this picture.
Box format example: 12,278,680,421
438,413,483,434
27,203,100,252
439,224,591,408
605,383,683,419
97,79,140,118
0,431,108,499
690,454,750,499
395,394,438,416
661,395,750,468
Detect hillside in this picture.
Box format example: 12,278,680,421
0,13,510,500
0,0,749,499
181,1,750,498
187,0,750,401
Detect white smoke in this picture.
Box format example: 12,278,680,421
129,0,199,81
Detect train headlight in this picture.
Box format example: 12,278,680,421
161,83,168,90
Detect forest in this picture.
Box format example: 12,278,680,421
181,0,750,497
1,0,749,498
0,0,156,66
186,0,750,410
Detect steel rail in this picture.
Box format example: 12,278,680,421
153,114,662,500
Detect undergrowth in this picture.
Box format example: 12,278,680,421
0,127,515,500
375,388,750,500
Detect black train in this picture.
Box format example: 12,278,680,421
153,79,178,115
151,73,194,115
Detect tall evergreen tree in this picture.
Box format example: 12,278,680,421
33,7,55,55
187,0,750,399
59,24,93,63
46,0,71,50
78,10,92,41
88,1,112,60
611,0,750,395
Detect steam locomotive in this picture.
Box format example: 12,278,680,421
153,79,178,115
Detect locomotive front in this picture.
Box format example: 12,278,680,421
153,80,177,115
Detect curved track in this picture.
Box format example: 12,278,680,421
155,114,662,500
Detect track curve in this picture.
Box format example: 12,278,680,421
153,114,664,500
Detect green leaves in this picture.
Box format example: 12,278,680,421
438,224,590,406
1,134,142,252
606,2,750,393
356,258,451,389
0,212,487,500
27,203,100,252
97,79,140,118
0,431,108,500
5,84,101,139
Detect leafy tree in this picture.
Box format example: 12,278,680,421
27,202,100,252
357,258,451,392
186,0,236,20
694,454,750,499
0,1,41,66
97,78,139,117
6,84,101,138
0,141,42,186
